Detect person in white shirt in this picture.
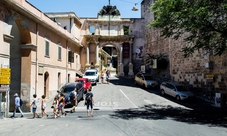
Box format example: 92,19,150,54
30,94,40,118
70,88,77,113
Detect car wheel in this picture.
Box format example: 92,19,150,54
161,89,165,95
176,95,180,101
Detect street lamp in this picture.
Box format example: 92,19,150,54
132,4,138,11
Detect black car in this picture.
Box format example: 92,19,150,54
57,82,84,107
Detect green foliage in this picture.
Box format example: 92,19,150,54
123,26,129,35
149,0,227,57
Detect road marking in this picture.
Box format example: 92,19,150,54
119,89,138,108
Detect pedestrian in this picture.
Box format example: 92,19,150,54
58,93,67,117
30,94,40,118
52,97,59,118
70,87,77,113
106,70,110,84
85,87,94,117
41,95,48,118
11,93,24,118
100,71,104,83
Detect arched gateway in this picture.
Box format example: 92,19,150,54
82,4,134,76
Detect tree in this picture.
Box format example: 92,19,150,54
149,0,227,57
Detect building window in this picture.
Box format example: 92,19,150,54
45,39,50,57
58,44,62,60
68,51,74,63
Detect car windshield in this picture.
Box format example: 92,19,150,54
59,86,74,94
84,72,95,76
77,80,84,84
176,86,189,92
144,76,153,80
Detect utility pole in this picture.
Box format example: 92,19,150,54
108,0,110,36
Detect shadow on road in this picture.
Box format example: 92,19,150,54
109,104,227,127
109,76,227,127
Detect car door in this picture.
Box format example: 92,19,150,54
137,74,142,85
76,83,83,100
164,83,173,96
141,74,147,87
135,73,140,85
168,84,177,97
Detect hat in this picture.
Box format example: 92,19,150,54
14,93,18,97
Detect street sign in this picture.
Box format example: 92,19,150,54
0,68,11,84
0,68,11,73
0,80,10,84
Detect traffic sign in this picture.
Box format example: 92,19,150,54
0,68,11,85
0,74,10,84
0,68,11,72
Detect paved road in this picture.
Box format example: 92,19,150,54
0,76,227,136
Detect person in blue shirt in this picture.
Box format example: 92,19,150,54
11,93,24,118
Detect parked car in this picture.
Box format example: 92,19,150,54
75,78,92,93
56,82,84,107
134,72,158,88
160,81,194,101
83,69,99,85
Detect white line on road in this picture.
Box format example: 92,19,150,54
119,89,138,108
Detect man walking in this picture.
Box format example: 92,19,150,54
11,93,24,118
70,87,77,113
85,87,94,117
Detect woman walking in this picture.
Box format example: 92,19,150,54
41,95,49,118
58,93,67,117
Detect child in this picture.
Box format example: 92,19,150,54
30,94,40,118
52,97,59,118
41,95,49,118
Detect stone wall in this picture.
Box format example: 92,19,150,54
142,0,227,98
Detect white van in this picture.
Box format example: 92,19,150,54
83,69,99,85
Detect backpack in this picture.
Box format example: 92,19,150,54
20,98,23,106
85,93,92,102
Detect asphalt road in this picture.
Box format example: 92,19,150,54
0,76,227,136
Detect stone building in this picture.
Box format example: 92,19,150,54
47,4,145,77
0,0,146,113
0,0,83,112
142,0,227,107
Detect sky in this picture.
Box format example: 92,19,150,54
27,0,142,18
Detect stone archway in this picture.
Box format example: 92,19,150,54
99,42,121,75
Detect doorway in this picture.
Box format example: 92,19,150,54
44,72,49,98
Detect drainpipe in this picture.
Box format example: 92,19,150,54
35,23,39,94
66,40,68,83
70,17,72,33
